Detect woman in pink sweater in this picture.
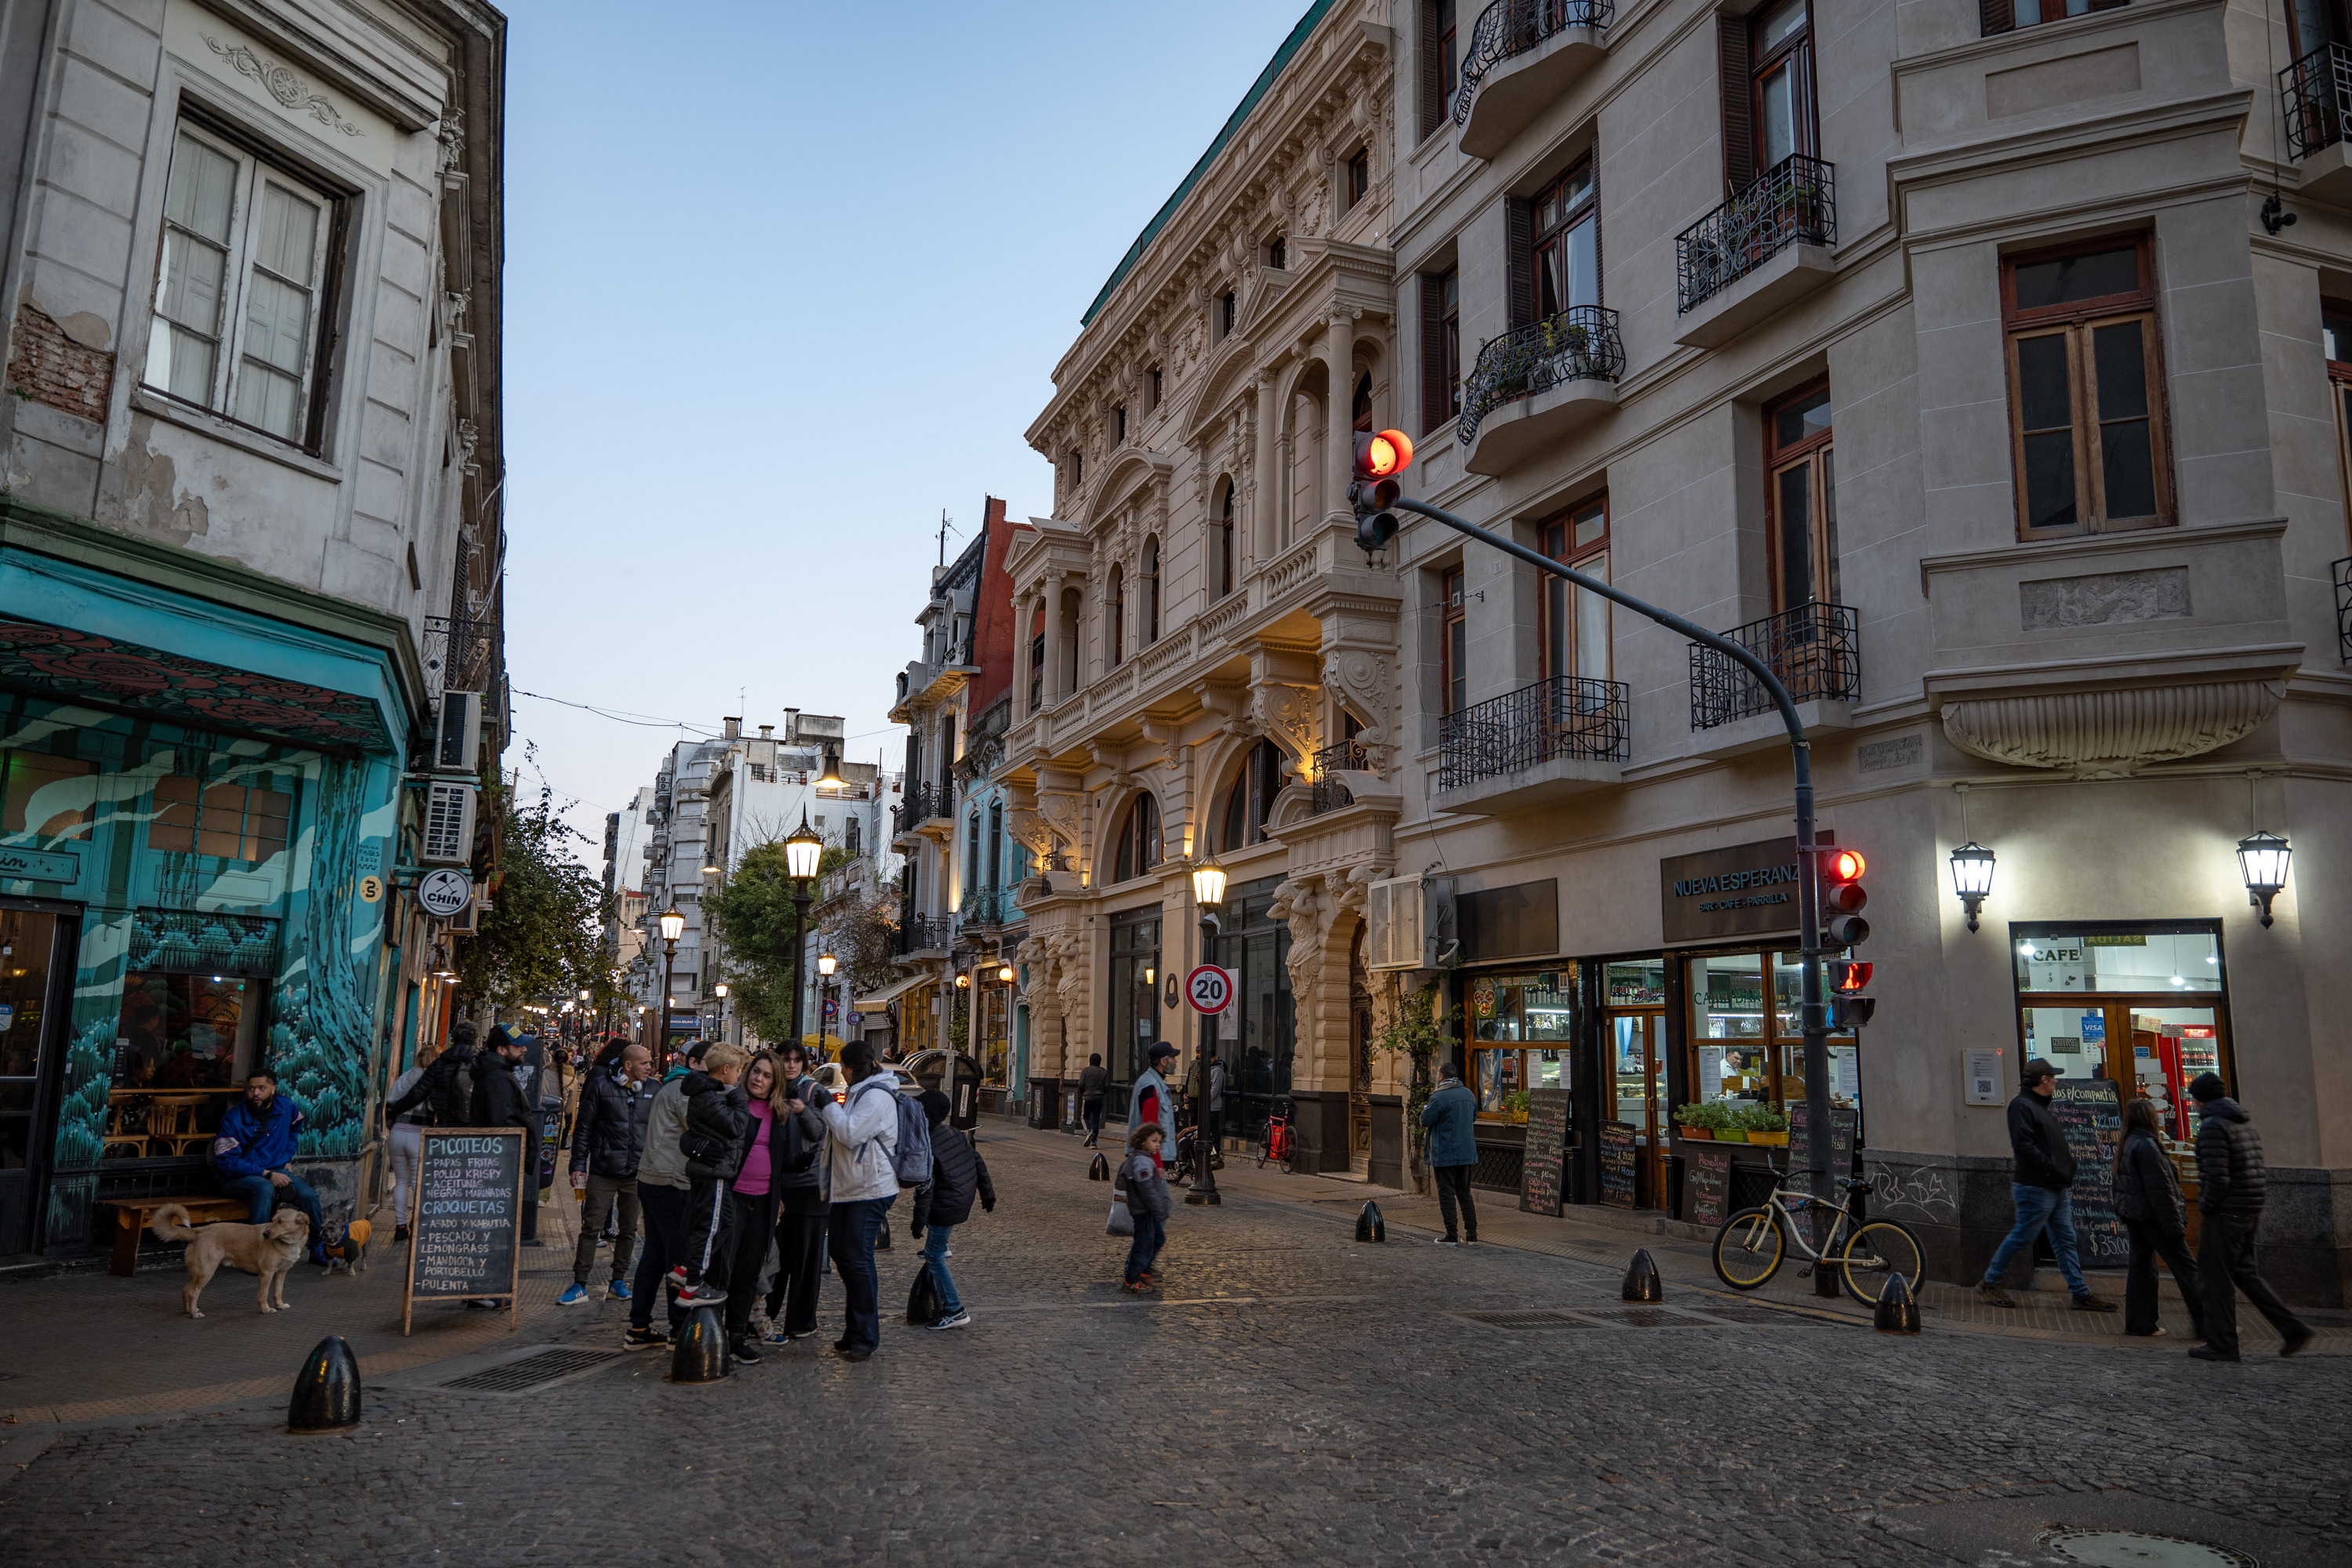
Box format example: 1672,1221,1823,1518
720,1051,785,1363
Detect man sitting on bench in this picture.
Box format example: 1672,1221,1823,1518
214,1069,326,1265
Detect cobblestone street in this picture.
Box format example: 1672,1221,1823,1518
2,1130,2345,1567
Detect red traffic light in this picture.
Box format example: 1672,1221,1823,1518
1359,428,1414,479
1821,843,1869,948
1827,848,1865,881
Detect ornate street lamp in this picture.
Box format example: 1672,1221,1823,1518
785,811,824,1043
817,949,839,1057
2238,830,2291,928
658,906,684,1064
1187,856,1227,1207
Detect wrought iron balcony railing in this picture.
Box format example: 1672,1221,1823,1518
1675,154,1835,315
2281,42,2352,162
1454,0,1615,124
422,614,499,698
1439,676,1629,790
1688,601,1860,731
891,781,947,837
2334,557,2351,664
1308,739,1370,817
958,886,1022,927
895,913,956,955
1457,305,1624,446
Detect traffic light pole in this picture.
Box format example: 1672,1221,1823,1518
1388,498,1840,1296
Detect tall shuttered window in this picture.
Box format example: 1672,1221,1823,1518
1419,0,1460,142
1719,0,1814,192
2002,238,2172,538
1421,267,1461,433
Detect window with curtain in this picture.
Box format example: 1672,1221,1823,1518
1764,382,1838,609
1531,162,1599,318
2002,238,2171,537
1542,495,1610,684
1441,566,1468,714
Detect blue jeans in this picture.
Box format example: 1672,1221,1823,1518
1124,1212,1164,1283
827,1195,895,1353
922,1221,961,1316
223,1171,324,1259
1981,1182,2088,1297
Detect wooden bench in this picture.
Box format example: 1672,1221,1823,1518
95,1196,252,1277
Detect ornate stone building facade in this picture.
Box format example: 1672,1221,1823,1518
1007,0,1410,1176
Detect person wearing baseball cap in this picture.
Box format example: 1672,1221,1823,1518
1976,1058,2115,1313
2187,1073,2314,1360
1127,1042,1180,1174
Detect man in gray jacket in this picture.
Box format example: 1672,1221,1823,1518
622,1045,702,1349
2187,1073,2313,1361
1420,1061,1479,1245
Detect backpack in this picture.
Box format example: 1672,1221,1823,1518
888,1086,932,1189
432,1056,476,1128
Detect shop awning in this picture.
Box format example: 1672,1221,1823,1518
853,973,928,1011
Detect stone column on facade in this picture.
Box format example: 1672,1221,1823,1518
1323,311,1355,530
1253,368,1281,563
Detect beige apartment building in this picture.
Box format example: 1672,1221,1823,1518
1007,0,2350,1301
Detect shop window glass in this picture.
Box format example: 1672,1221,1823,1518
1605,959,1664,1007
103,972,261,1160
2,752,98,841
2013,930,2220,992
148,775,292,862
2014,923,2228,1145
1207,877,1294,1146
1468,969,1575,1120
1105,913,1160,1098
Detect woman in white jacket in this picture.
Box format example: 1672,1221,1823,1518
818,1040,900,1361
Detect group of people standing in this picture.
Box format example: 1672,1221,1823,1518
564,1033,993,1363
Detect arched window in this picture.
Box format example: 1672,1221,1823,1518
1218,482,1236,599
1028,605,1045,710
1109,565,1126,666
1143,537,1161,644
1353,369,1374,430
1112,793,1162,882
1218,740,1287,852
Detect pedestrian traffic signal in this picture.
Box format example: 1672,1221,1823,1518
1828,959,1873,993
1351,428,1414,554
1834,995,1878,1031
1821,846,1869,949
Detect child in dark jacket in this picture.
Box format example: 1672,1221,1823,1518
672,1044,752,1307
909,1089,996,1330
1120,1123,1172,1292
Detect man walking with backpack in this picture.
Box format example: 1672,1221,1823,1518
820,1040,928,1362
2187,1073,2314,1361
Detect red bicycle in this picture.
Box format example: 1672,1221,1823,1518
1257,1096,1298,1174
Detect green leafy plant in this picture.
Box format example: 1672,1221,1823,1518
703,832,865,1044
456,765,612,1011
1503,1089,1531,1120
1734,1103,1789,1133
1373,980,1445,1134
1675,1101,1733,1131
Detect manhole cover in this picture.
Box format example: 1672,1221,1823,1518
434,1348,622,1395
1462,1311,1586,1330
2037,1529,2256,1567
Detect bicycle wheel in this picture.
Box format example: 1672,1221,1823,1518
1278,1127,1298,1174
1711,1207,1785,1290
1256,1129,1272,1168
1838,1219,1925,1307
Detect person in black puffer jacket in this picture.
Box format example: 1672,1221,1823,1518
470,1026,534,1130
1976,1058,2113,1312
383,1021,478,1128
909,1089,994,1331
563,1040,655,1305
2111,1096,2202,1340
2187,1074,2311,1361
673,1044,753,1307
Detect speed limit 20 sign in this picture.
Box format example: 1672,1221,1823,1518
1184,964,1236,1014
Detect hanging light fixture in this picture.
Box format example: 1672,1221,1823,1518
1948,783,1995,934
816,746,846,791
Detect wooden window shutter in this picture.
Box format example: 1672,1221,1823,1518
1980,0,2014,34
1717,16,1755,193
1506,197,1536,330
1421,273,1449,434
1419,0,1443,142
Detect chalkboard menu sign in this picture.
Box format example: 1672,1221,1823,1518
403,1127,526,1333
1683,1144,1733,1228
1783,1100,1858,1195
2050,1076,2129,1267
1519,1088,1570,1216
1598,1121,1639,1209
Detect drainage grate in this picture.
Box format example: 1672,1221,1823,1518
2036,1529,2256,1567
434,1348,622,1395
1679,1302,1836,1327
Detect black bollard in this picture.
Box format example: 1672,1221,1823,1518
286,1334,361,1434
1874,1270,1921,1334
1089,1152,1110,1181
1356,1200,1385,1243
1621,1248,1664,1303
668,1305,731,1385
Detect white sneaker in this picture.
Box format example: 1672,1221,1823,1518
1434,1237,1461,1247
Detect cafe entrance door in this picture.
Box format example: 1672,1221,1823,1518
1610,1012,1667,1209
0,902,74,1256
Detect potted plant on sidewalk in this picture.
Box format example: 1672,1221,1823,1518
1674,1102,1717,1140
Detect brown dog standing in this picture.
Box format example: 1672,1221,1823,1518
151,1203,310,1318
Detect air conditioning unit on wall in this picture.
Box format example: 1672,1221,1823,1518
435,691,484,774
421,780,477,866
1367,873,1457,972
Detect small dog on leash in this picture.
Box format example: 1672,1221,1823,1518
150,1203,310,1318
319,1216,372,1275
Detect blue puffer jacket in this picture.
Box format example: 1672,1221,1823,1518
213,1094,305,1177
1420,1078,1479,1168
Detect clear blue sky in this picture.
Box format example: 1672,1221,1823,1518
499,0,1319,855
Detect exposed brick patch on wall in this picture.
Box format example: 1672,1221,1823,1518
6,303,115,424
